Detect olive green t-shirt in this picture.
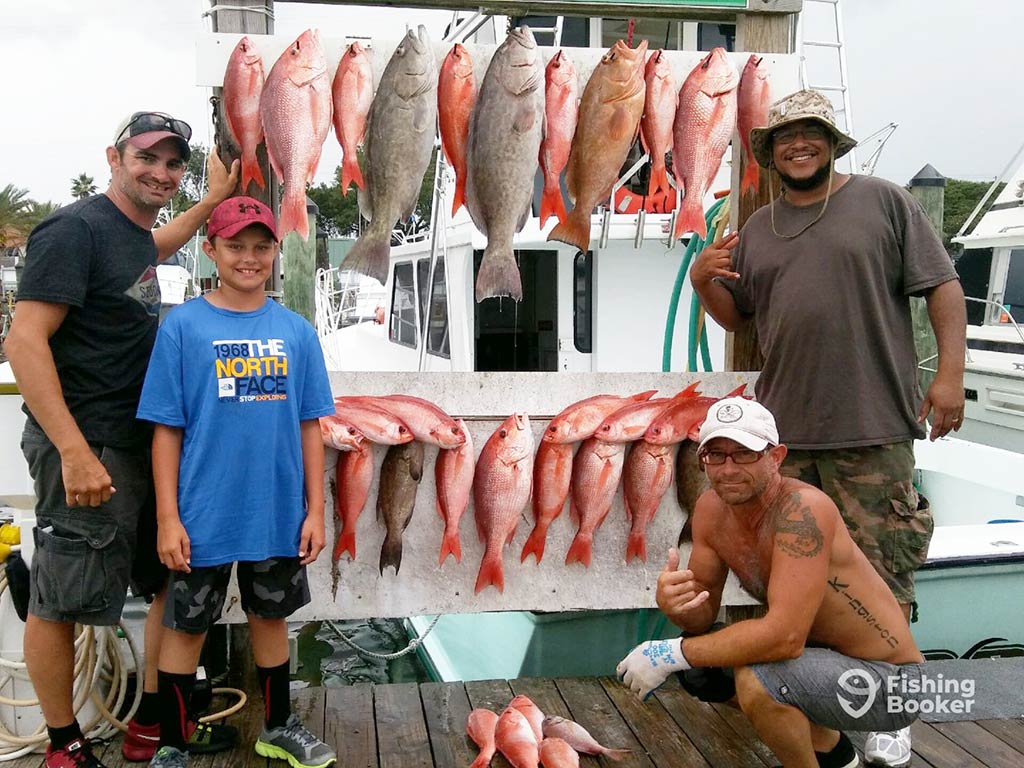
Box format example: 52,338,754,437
724,175,958,449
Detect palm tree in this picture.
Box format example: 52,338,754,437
70,173,97,200
0,184,32,247
24,200,61,231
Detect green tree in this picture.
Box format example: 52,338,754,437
24,200,61,231
0,184,32,247
942,178,1004,256
70,173,97,200
170,143,211,215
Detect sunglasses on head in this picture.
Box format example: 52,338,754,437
115,112,192,145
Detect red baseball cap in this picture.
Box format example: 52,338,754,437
207,196,278,241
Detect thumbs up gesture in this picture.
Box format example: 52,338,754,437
656,548,712,624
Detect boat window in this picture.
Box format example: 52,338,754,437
697,22,736,52
389,261,417,348
955,247,993,326
1004,248,1024,323
511,15,589,46
574,251,593,354
423,256,450,359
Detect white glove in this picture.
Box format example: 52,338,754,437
616,638,691,700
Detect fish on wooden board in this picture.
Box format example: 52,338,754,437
332,441,374,560
539,738,580,768
594,382,700,443
644,383,748,446
438,43,476,217
623,440,674,563
566,437,626,566
474,413,534,593
349,394,465,448
319,414,364,451
509,694,545,743
547,39,648,252
543,390,658,444
671,47,739,240
539,50,579,228
520,440,573,564
332,398,413,445
260,28,332,241
377,441,424,574
495,706,539,768
541,716,630,761
222,36,266,192
467,708,500,768
737,54,771,196
640,48,677,210
466,26,545,302
436,418,475,565
341,26,438,284
331,41,374,196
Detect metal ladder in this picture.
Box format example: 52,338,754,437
796,0,857,173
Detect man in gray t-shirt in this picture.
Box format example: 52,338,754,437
690,89,966,768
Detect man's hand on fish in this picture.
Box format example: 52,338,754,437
158,518,191,573
616,637,691,700
656,547,711,620
206,145,240,205
918,371,966,440
689,231,740,287
298,514,326,565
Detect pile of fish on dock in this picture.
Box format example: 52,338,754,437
319,384,748,594
220,26,772,301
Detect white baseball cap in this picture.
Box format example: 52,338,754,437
697,397,779,452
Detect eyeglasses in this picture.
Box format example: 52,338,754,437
115,112,192,145
772,124,828,145
699,448,768,466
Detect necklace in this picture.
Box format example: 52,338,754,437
769,147,836,240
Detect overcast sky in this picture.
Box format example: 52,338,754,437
2,0,1021,205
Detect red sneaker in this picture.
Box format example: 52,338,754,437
121,718,238,762
121,719,160,762
45,738,108,767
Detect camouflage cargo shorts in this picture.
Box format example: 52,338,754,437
163,557,310,634
781,442,932,605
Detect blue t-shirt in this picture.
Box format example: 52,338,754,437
137,297,335,566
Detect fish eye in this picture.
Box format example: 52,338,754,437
347,428,357,435
499,429,507,438
398,426,407,433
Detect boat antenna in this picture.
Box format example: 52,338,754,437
956,138,1024,239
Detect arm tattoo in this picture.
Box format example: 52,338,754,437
773,492,824,558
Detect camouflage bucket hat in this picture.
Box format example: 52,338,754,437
750,89,857,168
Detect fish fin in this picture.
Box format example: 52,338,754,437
625,528,647,564
357,183,373,222
474,550,505,593
265,142,284,185
278,186,310,241
520,522,548,563
569,495,580,524
333,527,356,561
726,383,748,397
539,179,568,228
451,173,467,217
513,104,537,135
741,160,759,196
241,151,266,192
439,528,462,565
341,154,364,196
623,494,633,524
469,753,492,768
517,200,532,233
475,244,523,302
609,106,634,141
409,447,424,482
341,229,390,284
674,381,701,399
564,531,593,567
379,532,403,575
631,390,659,402
604,749,632,762
673,195,708,241
547,207,590,252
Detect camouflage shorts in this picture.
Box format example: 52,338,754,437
163,557,310,635
781,442,932,605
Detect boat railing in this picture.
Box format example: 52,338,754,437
920,297,1024,371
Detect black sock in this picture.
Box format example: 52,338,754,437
158,670,196,751
47,721,83,751
134,691,161,726
817,732,855,768
256,661,291,729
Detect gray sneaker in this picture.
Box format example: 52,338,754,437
255,714,336,768
148,746,188,767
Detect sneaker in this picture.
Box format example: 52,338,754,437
45,738,107,767
863,728,912,767
148,746,188,767
122,718,238,762
255,714,337,768
818,732,860,768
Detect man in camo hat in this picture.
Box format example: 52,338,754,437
689,89,967,767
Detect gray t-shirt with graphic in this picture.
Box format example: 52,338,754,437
724,174,958,449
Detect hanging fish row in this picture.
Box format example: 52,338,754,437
319,383,748,594
221,28,771,298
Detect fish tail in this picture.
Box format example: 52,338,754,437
647,161,670,201
333,527,357,561
469,754,491,768
278,186,310,241
341,229,391,284
741,161,760,196
564,531,593,567
341,155,364,196
625,529,647,564
241,150,265,192
474,550,505,593
520,522,549,563
547,207,591,252
379,532,403,575
439,528,462,566
475,244,523,302
451,174,467,218
539,179,567,228
604,748,632,762
673,196,708,241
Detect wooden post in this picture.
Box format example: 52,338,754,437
909,164,947,394
725,12,795,372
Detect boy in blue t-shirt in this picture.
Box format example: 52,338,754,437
137,197,336,768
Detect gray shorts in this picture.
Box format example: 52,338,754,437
21,424,156,625
751,648,922,732
163,557,310,635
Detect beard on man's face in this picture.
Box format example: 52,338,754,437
776,159,833,191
